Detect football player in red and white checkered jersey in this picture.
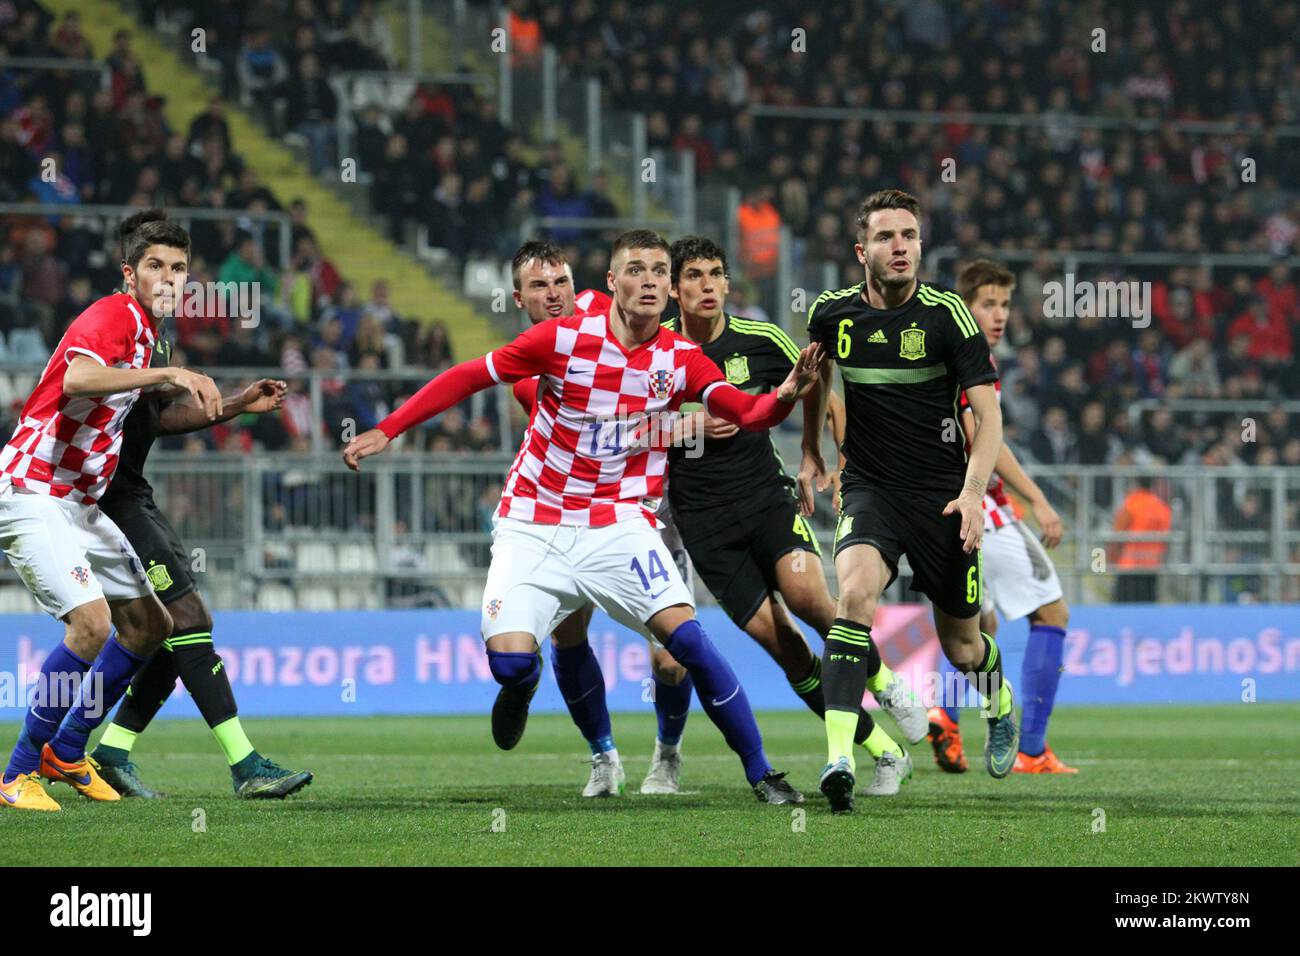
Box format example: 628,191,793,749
344,229,825,803
0,211,224,812
936,259,1075,775
497,239,690,795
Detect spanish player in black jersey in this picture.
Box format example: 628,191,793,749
638,236,928,798
89,328,313,799
801,190,1017,813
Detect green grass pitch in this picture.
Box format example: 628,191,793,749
2,704,1297,866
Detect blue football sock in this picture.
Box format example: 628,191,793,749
49,635,145,763
663,619,769,785
653,673,693,747
4,642,92,783
1020,624,1067,756
551,641,615,755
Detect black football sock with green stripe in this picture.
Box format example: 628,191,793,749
168,630,254,765
790,655,885,750
93,647,181,763
822,619,877,768
963,632,1011,718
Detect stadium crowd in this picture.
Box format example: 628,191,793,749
0,0,1296,578
502,0,1300,460
0,1,492,458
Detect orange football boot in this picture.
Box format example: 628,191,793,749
1013,746,1078,774
926,707,967,773
39,744,121,801
0,772,61,811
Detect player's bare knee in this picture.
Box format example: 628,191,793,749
980,610,998,640
836,586,877,625
125,598,173,652
63,601,113,656
1031,599,1069,629
651,648,687,685
168,594,212,635
943,640,982,672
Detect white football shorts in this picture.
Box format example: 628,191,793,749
980,519,1064,621
0,484,154,618
481,514,695,643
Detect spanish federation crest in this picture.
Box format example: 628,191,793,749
724,354,750,385
899,326,927,361
649,368,674,400
146,560,173,592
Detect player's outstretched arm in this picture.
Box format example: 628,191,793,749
704,342,824,432
797,357,834,516
64,356,223,419
341,322,552,473
944,383,1003,552
159,378,288,436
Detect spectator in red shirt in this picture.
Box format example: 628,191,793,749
1254,263,1298,325
1227,295,1293,364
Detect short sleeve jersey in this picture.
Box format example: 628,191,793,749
807,281,997,498
485,308,726,526
663,314,800,515
0,292,159,504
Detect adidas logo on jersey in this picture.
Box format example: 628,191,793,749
867,329,888,343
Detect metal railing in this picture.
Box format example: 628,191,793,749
747,104,1300,139
0,203,295,277
1,56,109,86
0,458,1292,611
0,365,518,455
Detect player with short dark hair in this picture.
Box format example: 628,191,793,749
801,190,1018,813
344,229,826,804
0,210,222,811
922,259,1075,775
639,235,927,797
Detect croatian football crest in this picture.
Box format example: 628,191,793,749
724,354,750,385
70,566,90,588
486,598,502,620
899,326,926,360
649,368,674,400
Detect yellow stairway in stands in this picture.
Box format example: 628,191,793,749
49,0,503,357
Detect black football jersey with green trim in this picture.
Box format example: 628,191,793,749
665,314,799,514
807,281,997,497
99,335,174,507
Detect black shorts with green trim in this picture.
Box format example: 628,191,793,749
100,494,196,607
833,481,982,619
676,495,821,628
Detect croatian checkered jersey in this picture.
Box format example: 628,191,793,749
487,309,726,527
0,293,158,504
